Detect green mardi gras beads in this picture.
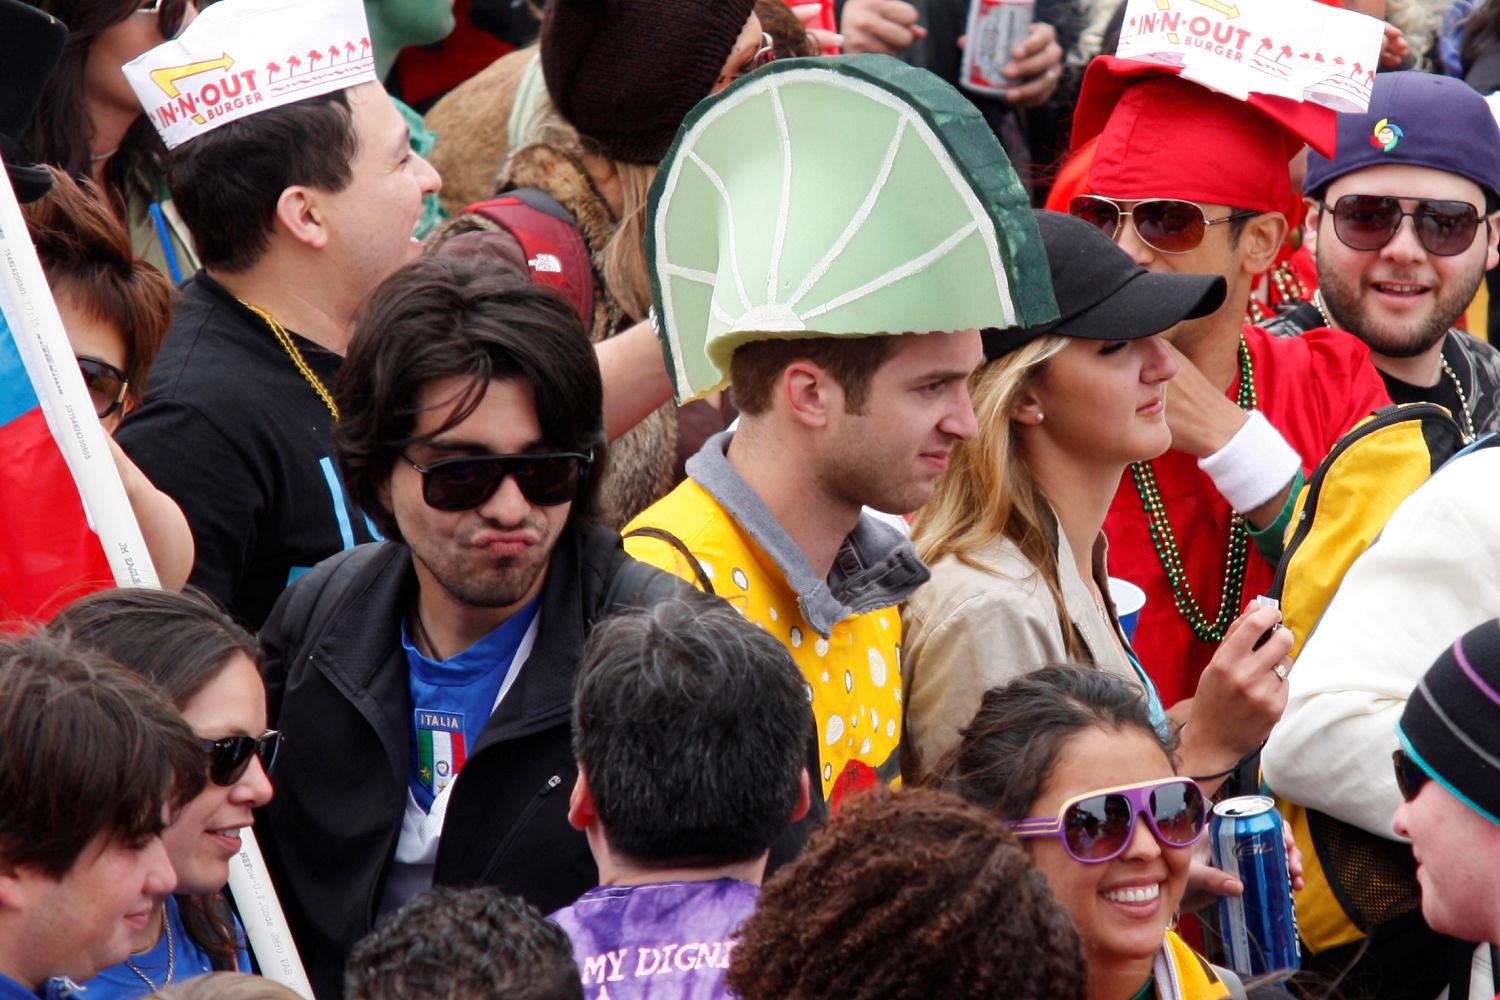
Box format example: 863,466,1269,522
1129,337,1256,644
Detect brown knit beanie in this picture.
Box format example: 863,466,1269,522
541,0,758,165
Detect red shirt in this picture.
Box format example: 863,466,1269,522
1104,324,1390,706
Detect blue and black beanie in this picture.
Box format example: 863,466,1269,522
1397,619,1500,824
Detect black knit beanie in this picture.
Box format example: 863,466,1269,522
540,0,759,165
1398,619,1500,824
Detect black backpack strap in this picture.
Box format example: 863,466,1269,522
601,551,713,615
504,186,579,227
263,544,396,677
622,527,715,595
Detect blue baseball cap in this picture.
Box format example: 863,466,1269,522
1304,71,1500,206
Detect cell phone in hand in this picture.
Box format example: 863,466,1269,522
1251,595,1281,652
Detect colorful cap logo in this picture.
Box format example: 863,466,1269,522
1370,117,1403,152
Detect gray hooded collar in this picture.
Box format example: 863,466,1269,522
685,431,931,637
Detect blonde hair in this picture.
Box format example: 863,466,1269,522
600,160,658,323
911,336,1086,659
501,108,657,326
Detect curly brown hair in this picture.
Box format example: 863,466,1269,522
726,786,1086,1000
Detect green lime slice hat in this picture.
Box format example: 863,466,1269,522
646,54,1058,403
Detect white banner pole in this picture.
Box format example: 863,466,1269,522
0,156,156,590
0,156,314,997
227,831,315,998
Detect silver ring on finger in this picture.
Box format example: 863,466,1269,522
1274,663,1290,681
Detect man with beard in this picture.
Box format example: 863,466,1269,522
1263,71,1500,442
254,256,710,999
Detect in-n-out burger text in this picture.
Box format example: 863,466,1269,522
149,69,262,128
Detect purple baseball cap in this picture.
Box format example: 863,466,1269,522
1304,71,1500,205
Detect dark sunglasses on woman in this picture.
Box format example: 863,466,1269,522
1070,195,1259,255
137,0,189,41
402,451,593,511
202,730,281,786
78,356,129,419
1008,777,1208,863
1320,195,1485,257
1392,747,1432,801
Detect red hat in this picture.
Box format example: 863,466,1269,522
1074,56,1336,219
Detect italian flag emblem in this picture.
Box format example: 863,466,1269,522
415,710,467,797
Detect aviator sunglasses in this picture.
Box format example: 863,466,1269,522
202,730,281,786
1008,777,1208,863
136,0,190,40
78,357,129,419
1320,195,1485,257
402,451,593,511
1070,195,1259,255
1392,747,1432,802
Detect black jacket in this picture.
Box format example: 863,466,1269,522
256,525,708,998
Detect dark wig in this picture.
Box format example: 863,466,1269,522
933,665,1177,820
335,254,607,542
727,786,1086,999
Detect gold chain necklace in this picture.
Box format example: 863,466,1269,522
124,907,174,992
1312,291,1474,442
237,299,340,420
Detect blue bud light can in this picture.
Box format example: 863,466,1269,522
1210,796,1300,980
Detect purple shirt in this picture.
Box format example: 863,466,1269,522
549,879,759,999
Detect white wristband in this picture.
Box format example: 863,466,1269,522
1197,410,1301,514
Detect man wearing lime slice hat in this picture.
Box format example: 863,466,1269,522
624,54,1057,807
1066,57,1391,710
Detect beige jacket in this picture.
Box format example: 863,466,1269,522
902,523,1144,777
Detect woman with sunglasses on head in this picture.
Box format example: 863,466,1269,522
22,164,193,590
47,587,278,999
24,0,198,282
936,666,1237,1000
903,211,1294,788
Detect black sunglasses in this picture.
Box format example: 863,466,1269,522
137,0,189,40
1392,747,1431,802
1070,195,1259,255
202,731,281,786
78,356,129,419
402,451,593,511
1321,195,1485,257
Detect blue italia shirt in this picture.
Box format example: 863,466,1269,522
402,598,541,811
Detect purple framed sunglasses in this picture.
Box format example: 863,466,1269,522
1007,778,1208,864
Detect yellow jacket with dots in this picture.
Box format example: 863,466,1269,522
623,433,929,804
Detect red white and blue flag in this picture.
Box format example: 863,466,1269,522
0,157,157,627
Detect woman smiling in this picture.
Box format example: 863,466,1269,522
937,667,1238,1000
49,589,276,998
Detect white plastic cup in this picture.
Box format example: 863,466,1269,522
1108,577,1147,643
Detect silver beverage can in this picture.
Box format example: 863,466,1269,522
960,0,1037,97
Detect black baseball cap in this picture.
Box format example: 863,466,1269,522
982,210,1226,359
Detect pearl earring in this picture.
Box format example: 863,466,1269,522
1037,412,1045,422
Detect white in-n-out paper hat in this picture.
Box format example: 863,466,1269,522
123,0,378,150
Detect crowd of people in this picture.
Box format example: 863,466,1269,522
4,0,1500,997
